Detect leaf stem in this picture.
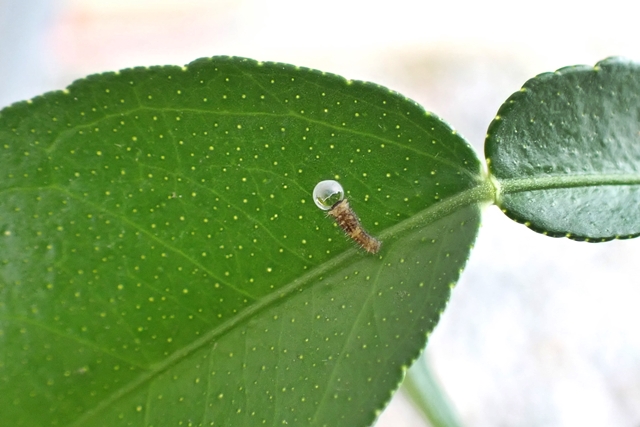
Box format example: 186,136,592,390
402,353,462,427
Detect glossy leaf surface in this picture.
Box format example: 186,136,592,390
486,57,640,240
0,57,486,426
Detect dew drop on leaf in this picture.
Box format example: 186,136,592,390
313,180,344,210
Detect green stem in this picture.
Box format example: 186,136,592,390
402,352,462,427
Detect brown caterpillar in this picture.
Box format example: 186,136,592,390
327,198,381,254
313,180,381,254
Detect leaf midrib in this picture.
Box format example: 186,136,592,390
496,172,640,200
68,179,495,426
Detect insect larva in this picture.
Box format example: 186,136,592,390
326,198,381,254
313,180,381,254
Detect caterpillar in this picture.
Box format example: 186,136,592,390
313,180,381,254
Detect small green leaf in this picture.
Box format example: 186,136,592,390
485,57,640,240
0,57,488,426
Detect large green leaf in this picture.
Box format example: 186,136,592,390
0,57,488,426
485,57,640,240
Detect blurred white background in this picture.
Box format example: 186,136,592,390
2,0,640,426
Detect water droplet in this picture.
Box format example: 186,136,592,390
313,180,344,210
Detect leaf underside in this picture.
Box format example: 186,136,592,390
0,57,484,426
486,57,640,241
